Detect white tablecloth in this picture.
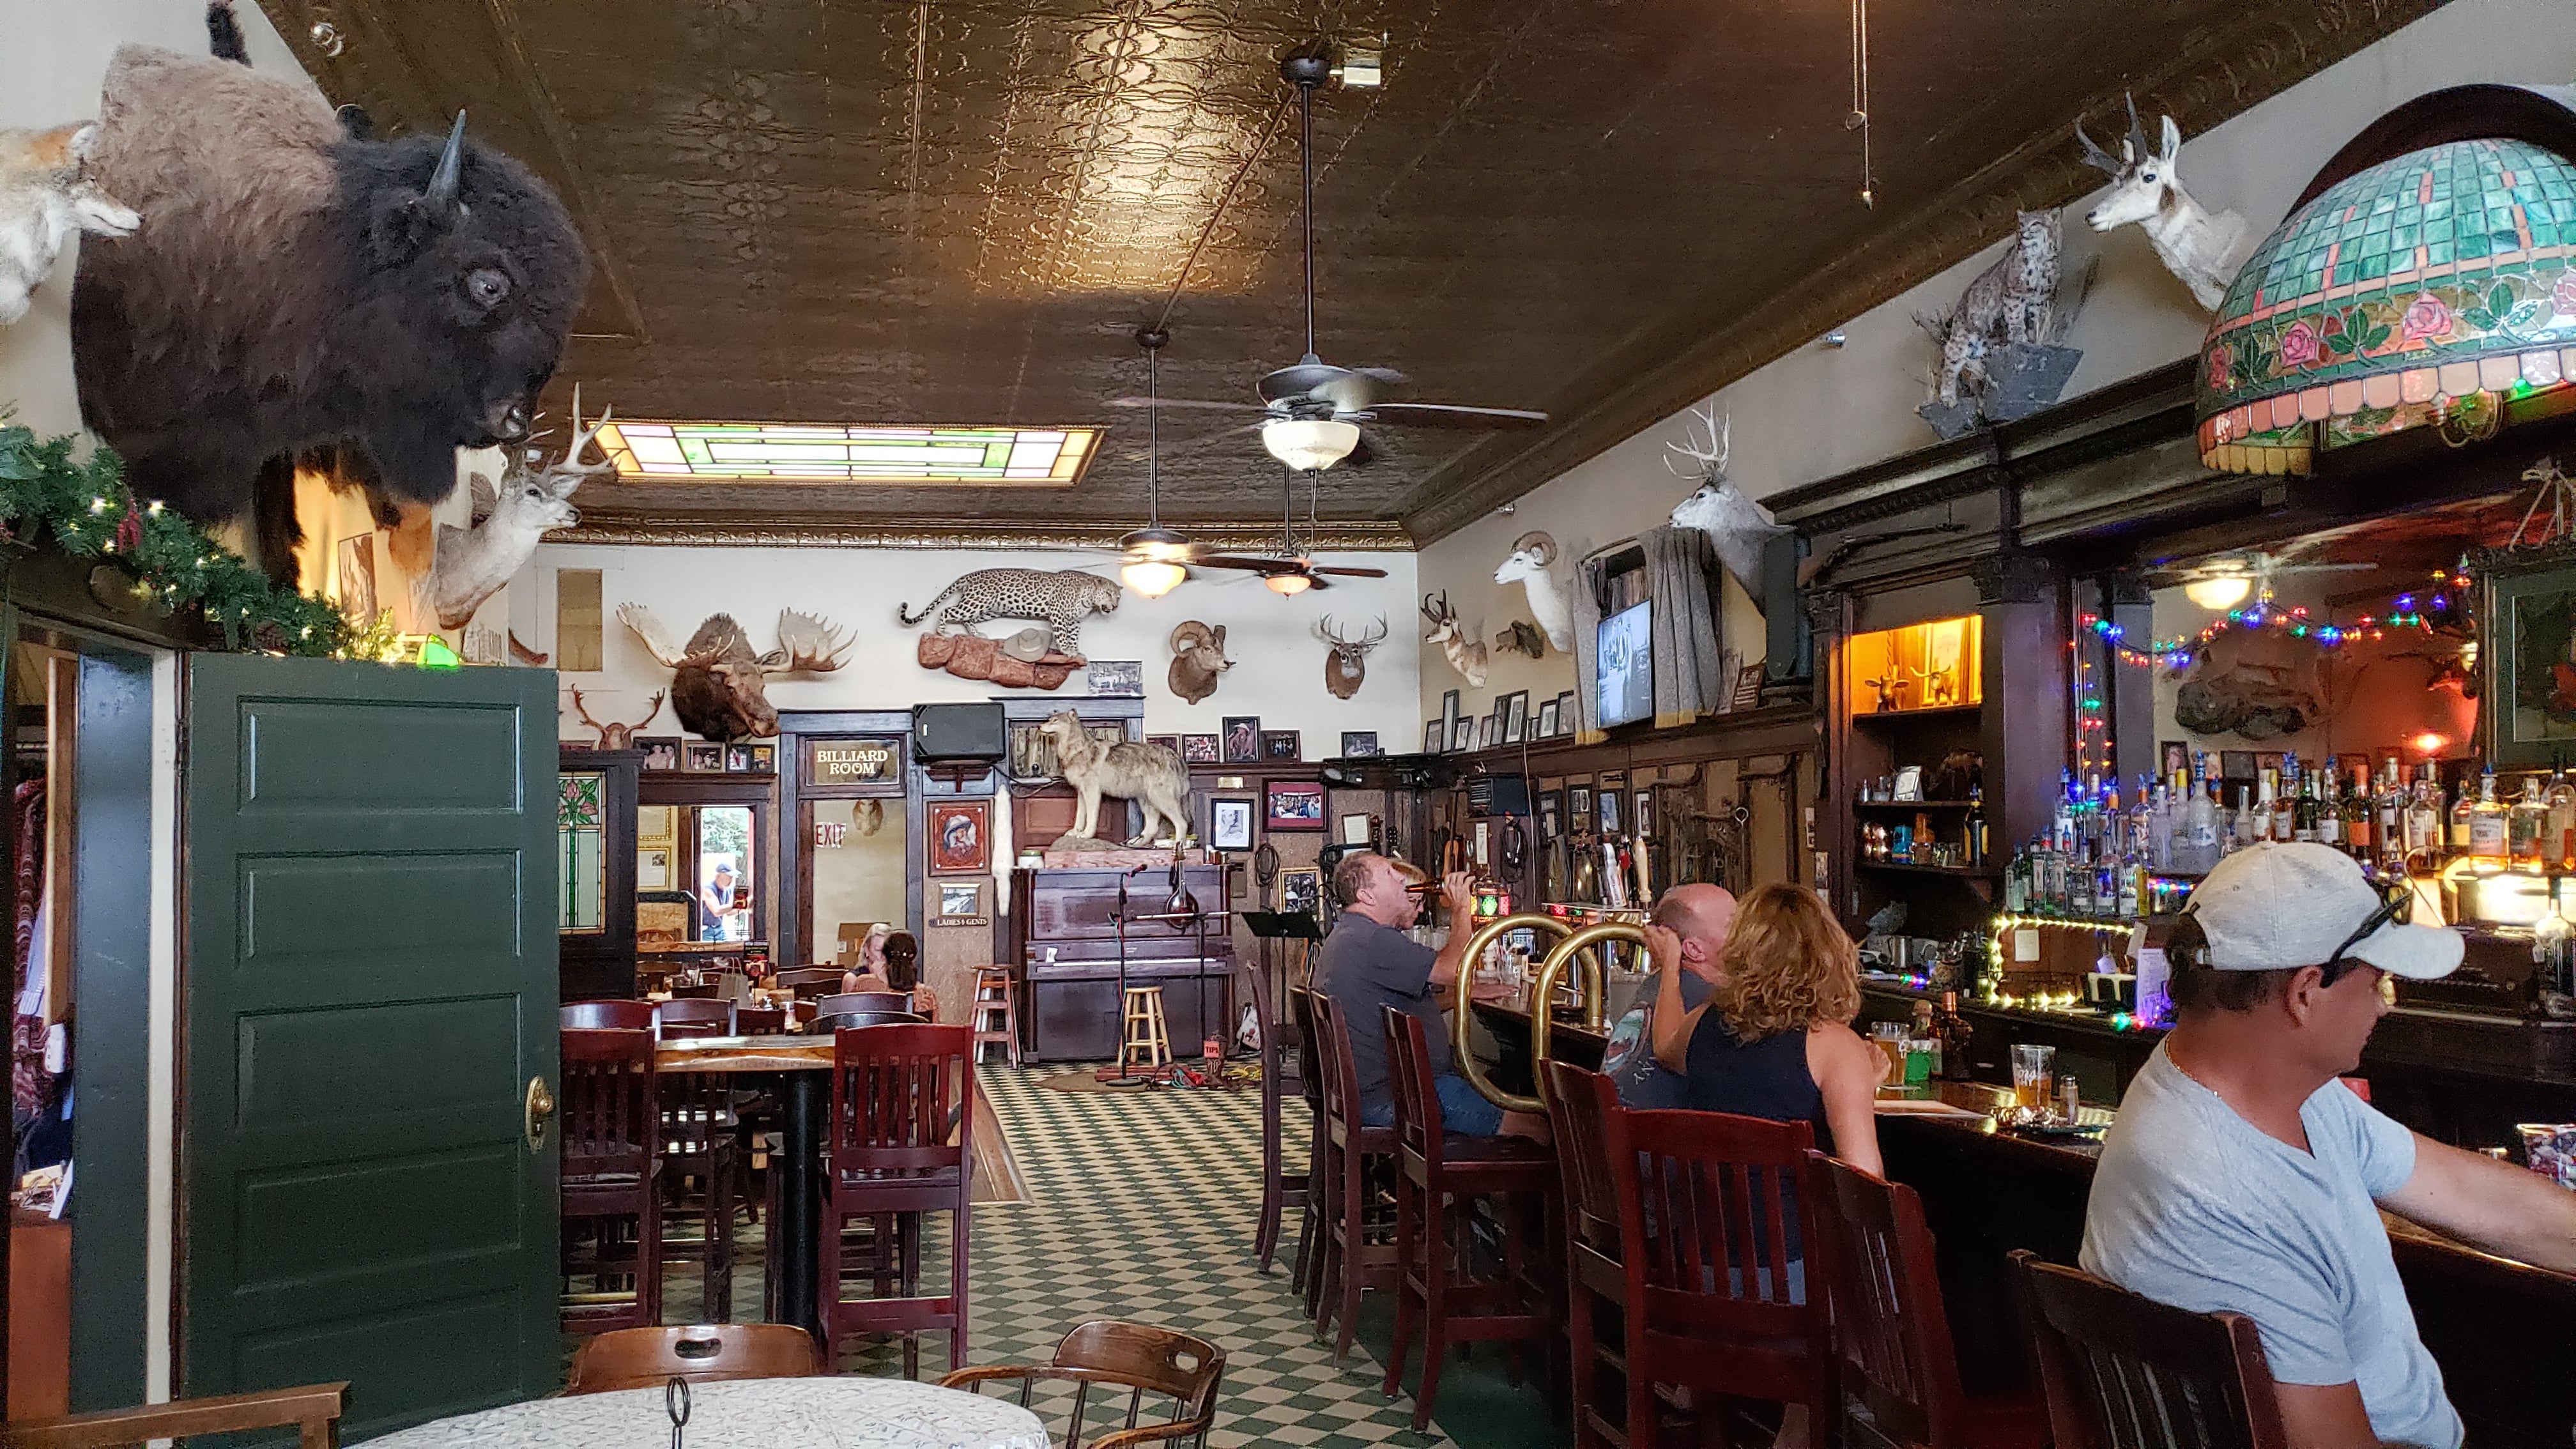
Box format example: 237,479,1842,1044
362,1377,1049,1449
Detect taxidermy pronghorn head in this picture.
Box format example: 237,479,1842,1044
2076,95,2248,311
1422,590,1487,687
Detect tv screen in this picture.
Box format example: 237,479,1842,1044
1597,599,1653,729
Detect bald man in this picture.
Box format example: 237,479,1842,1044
1598,883,1736,1107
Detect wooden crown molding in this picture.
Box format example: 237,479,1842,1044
553,513,1419,552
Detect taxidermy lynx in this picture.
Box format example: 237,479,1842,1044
0,123,139,325
1935,209,2060,406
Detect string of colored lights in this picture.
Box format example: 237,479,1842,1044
2081,567,2472,670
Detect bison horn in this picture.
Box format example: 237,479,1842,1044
424,111,468,211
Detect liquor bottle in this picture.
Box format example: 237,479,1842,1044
1966,786,1988,868
2068,832,2096,916
2469,764,2509,863
2510,774,2550,868
2186,768,2220,873
2342,769,2372,861
2405,766,2442,866
2450,772,2477,855
1912,999,1942,1077
2294,768,2321,845
2114,837,2142,919
2548,760,2576,869
2249,772,2275,843
2317,770,2342,848
2274,760,2300,842
2004,842,2029,912
2228,785,2254,854
2376,759,2407,873
1934,991,1974,1081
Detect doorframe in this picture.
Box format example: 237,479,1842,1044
776,710,915,969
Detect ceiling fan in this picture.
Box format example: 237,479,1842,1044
1190,468,1390,596
1105,50,1547,473
2158,549,2379,611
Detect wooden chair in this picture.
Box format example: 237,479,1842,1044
560,1028,661,1332
657,998,737,1036
2,1383,346,1448
563,1000,657,1031
1541,1061,1629,1448
818,990,913,1018
1307,992,1398,1364
1605,1105,1832,1449
1811,1155,2044,1449
566,1323,823,1394
659,1053,745,1320
941,1319,1225,1449
1379,1005,1556,1431
734,1005,787,1035
819,1022,976,1377
658,1018,733,1041
774,966,845,998
1287,988,1328,1309
970,966,1022,1066
669,981,723,1000
1248,965,1309,1275
2008,1250,2289,1449
810,1009,928,1034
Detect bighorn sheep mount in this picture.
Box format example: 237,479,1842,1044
567,686,663,749
1038,709,1191,849
1315,615,1387,699
1665,404,1787,597
1492,532,1571,653
1422,591,1488,687
1167,621,1232,705
2077,96,2249,312
618,605,855,741
0,121,139,326
422,390,608,629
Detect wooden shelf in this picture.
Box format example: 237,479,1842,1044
1855,799,1979,810
1856,860,2000,879
1851,704,1983,726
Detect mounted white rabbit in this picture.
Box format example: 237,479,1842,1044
2077,96,2249,312
1664,403,1786,597
1422,590,1487,687
1492,530,1571,653
421,389,608,629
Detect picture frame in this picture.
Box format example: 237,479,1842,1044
1264,779,1328,831
724,742,755,773
1085,659,1144,698
2160,740,2189,778
1569,785,1593,829
934,880,988,926
1634,790,1653,838
1478,713,1497,749
1555,691,1576,735
2219,749,2257,782
682,740,727,774
1424,720,1443,753
1536,700,1559,739
928,799,990,874
1221,716,1262,764
1278,866,1322,919
1209,798,1256,850
1261,730,1302,762
1147,734,1181,754
1339,811,1375,847
2477,543,2576,768
1729,663,1765,712
1449,718,1473,753
747,742,776,773
1598,788,1622,835
638,735,681,771
1183,733,1221,765
1442,688,1462,739
1340,730,1381,758
1539,790,1563,841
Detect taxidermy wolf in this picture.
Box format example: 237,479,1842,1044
0,123,139,325
70,1,588,574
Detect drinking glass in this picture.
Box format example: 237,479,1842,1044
2011,1043,2057,1110
1871,1022,1907,1083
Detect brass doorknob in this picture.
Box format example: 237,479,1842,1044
525,1075,556,1150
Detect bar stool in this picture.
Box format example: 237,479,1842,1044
2009,1251,2289,1449
818,1023,976,1377
1541,1061,1629,1448
969,967,1020,1066
1308,992,1399,1364
1120,986,1171,1069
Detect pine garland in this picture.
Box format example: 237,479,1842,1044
0,423,353,656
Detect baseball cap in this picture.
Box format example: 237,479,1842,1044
2179,841,2460,979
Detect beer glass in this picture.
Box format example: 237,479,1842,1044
2011,1044,2057,1110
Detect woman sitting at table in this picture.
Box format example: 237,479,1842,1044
841,929,940,1019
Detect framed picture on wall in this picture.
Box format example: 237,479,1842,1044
1209,798,1256,850
1085,660,1144,697
747,742,776,773
1443,688,1461,736
1183,733,1220,764
1538,791,1562,842
1598,788,1622,836
2478,546,2576,767
928,800,990,873
1478,714,1496,749
2161,740,2189,778
1555,691,1576,734
1339,812,1375,847
683,740,726,774
1340,731,1380,758
1264,779,1327,831
1222,716,1262,763
1570,785,1593,829
1261,730,1302,761
724,743,756,772
1424,720,1443,753
1501,691,1529,744
638,735,680,771
1278,867,1322,919
1536,700,1560,739
935,880,988,926
1449,718,1473,753
1147,734,1181,754
1730,664,1765,712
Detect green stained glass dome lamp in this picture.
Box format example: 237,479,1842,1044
2198,87,2576,476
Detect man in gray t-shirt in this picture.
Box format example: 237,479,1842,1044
2082,844,2576,1449
1598,884,1735,1107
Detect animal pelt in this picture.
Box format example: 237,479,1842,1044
0,123,139,326
2171,626,2326,739
70,36,589,537
1039,709,1189,847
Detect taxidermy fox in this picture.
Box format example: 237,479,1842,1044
0,123,139,325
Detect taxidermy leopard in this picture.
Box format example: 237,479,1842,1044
896,567,1121,663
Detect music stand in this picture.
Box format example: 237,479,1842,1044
1243,910,1324,1045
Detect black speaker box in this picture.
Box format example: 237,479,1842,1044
912,703,1007,762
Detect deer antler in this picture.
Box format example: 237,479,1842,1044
1422,590,1455,625
2074,116,2124,175
2123,91,2152,165
771,609,854,673
1663,402,1730,480
569,685,607,735
555,385,615,479
1359,615,1388,648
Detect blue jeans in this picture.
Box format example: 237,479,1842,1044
1362,1072,1506,1137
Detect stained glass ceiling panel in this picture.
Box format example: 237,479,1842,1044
592,422,1099,485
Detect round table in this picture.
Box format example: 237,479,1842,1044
364,1377,1050,1449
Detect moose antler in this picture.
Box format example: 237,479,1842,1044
1663,402,1731,481
769,609,854,673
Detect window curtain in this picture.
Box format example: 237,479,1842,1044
1641,525,1724,726
1572,555,1607,745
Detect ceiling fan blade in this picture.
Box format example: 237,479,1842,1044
1191,555,1290,572
1104,395,1273,413
1365,402,1549,429
1310,565,1390,579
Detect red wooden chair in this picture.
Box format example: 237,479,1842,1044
1307,991,1399,1364
563,1000,656,1031
773,966,845,999
818,1022,976,1377
942,1319,1227,1449
817,990,913,1018
660,1050,744,1320
1542,1061,1629,1447
567,1324,822,1394
1604,1104,1833,1449
1379,1005,1556,1431
560,1027,661,1332
1810,1154,2044,1449
656,998,737,1036
1285,987,1328,1308
734,1005,788,1035
2008,1250,2290,1449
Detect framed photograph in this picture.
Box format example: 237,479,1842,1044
1261,730,1302,762
1570,785,1593,829
1449,719,1473,753
1539,790,1563,841
934,879,988,926
1598,788,1622,836
1340,730,1381,758
2160,740,2190,778
1147,734,1181,754
1339,811,1375,847
1555,690,1576,734
1183,733,1221,764
1209,798,1256,850
1085,659,1144,697
724,743,756,772
682,740,727,774
1221,716,1262,764
1478,713,1497,749
747,742,776,773
1501,690,1529,744
1278,866,1322,919
637,735,680,771
1425,719,1443,753
1634,790,1654,838
1264,779,1328,831
928,800,990,873
1729,663,1765,712
2479,546,2576,767
1537,700,1560,739
2219,749,2257,781
1442,688,1462,735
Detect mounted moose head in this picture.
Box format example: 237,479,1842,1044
567,686,663,749
1315,615,1388,700
1422,590,1487,687
618,604,855,741
1167,621,1231,705
1666,403,1786,597
2076,95,2248,311
1492,531,1571,653
423,387,609,629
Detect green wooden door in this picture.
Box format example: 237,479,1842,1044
181,656,560,1439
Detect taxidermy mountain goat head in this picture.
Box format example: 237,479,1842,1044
422,388,607,629
619,606,855,742
1666,403,1786,597
1492,530,1570,653
70,6,588,543
0,122,139,326
1422,590,1488,687
1167,621,1231,705
2077,95,2248,312
1316,615,1386,700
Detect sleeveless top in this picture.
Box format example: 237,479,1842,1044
1681,1007,1834,1154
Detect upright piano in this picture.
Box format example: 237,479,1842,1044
1009,866,1235,1061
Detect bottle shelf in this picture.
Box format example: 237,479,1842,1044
1855,799,1979,811
1857,860,2000,880
1850,704,1983,726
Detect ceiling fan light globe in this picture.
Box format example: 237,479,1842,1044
2183,574,2253,611
1264,572,1315,597
1120,526,1193,564
1262,417,1361,471
1121,559,1188,598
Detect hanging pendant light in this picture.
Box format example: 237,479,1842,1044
1120,327,1190,598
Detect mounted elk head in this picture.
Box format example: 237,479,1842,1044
1167,620,1231,705
1422,590,1487,687
423,387,608,629
1315,615,1387,700
618,604,855,741
2076,95,2248,311
1492,531,1571,652
1666,402,1786,596
567,685,663,749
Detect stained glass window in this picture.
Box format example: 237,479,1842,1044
592,422,1100,484
560,772,605,934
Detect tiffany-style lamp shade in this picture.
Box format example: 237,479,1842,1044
2196,137,2576,475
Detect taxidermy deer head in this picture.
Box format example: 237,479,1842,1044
0,121,138,325
1167,621,1231,705
618,604,855,741
1315,615,1387,699
567,685,663,749
1491,531,1571,652
1666,403,1786,596
424,387,608,629
2076,95,2248,312
1422,590,1487,687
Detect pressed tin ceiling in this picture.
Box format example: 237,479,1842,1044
256,0,2437,546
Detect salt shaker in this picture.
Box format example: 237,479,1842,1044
2057,1075,2082,1125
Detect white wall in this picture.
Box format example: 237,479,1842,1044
1417,0,2576,728
532,543,1423,749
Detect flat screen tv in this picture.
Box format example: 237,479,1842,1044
1596,599,1653,729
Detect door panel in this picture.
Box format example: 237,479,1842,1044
183,656,558,1439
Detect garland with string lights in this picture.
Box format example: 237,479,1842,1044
2082,567,2474,671
0,424,352,656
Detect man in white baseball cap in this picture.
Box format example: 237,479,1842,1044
2083,842,2576,1449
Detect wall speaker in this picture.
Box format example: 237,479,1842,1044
912,703,1006,762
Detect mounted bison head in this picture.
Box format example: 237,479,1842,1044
70,36,588,533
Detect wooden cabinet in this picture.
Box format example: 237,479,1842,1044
1008,866,1234,1061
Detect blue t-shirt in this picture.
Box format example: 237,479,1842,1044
1599,970,1713,1108
2080,1043,2456,1449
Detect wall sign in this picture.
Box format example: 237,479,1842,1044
808,738,898,785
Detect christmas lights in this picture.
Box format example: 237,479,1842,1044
2085,569,2471,670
